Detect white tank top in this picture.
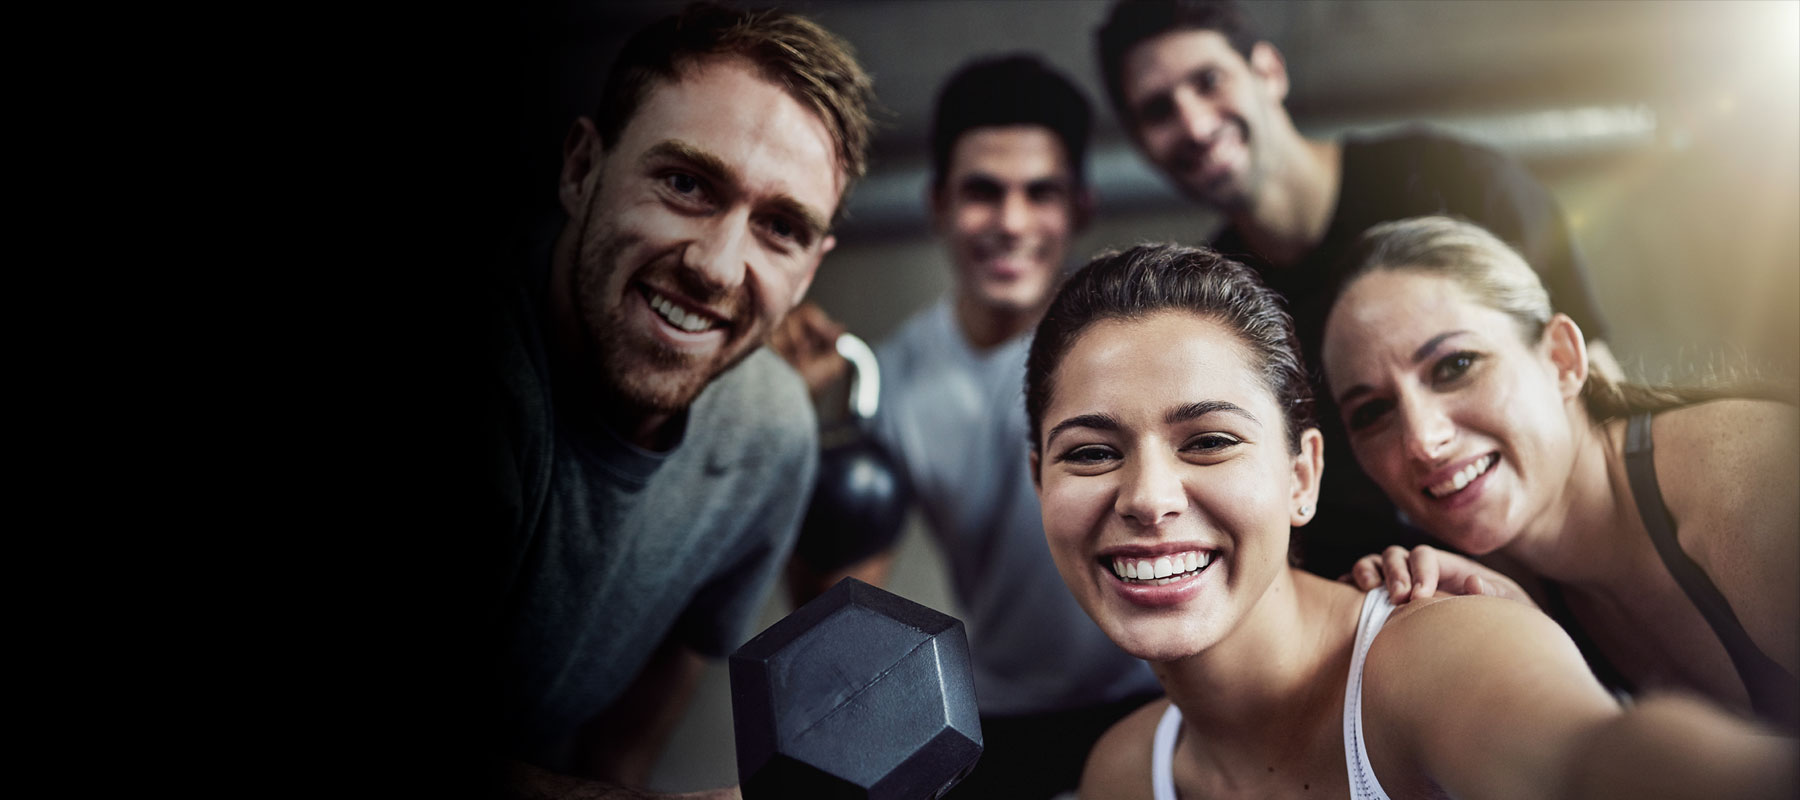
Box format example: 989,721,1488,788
1152,588,1398,800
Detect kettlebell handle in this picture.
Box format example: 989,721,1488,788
835,332,880,422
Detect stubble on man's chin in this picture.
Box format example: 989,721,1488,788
1182,172,1253,216
562,222,685,416
571,212,776,421
1168,124,1262,215
603,345,708,415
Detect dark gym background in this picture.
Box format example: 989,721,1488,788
488,1,1799,793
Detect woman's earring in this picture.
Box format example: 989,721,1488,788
1299,504,1313,515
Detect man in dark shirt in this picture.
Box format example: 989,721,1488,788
1095,0,1620,578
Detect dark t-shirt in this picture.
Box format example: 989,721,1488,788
1211,128,1610,579
486,279,818,771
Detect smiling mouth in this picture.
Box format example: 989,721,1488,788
1106,550,1213,585
1424,453,1497,499
974,242,1043,273
1176,124,1246,178
641,286,725,334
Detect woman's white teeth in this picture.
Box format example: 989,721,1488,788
1428,454,1495,498
649,292,716,333
1111,551,1209,583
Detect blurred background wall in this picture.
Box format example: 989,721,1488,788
494,1,1799,791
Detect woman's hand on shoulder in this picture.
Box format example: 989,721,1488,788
1341,545,1537,608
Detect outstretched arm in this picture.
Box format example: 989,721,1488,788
1366,595,1795,800
1562,693,1795,800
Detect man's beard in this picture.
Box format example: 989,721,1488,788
574,219,760,417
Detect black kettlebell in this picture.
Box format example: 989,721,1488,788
793,333,912,574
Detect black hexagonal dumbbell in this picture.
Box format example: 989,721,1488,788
730,577,983,799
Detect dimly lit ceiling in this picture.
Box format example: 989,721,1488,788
507,1,1798,236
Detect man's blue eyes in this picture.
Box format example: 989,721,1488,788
661,173,806,246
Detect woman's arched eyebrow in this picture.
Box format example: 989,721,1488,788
1045,413,1121,447
1168,400,1259,428
1413,330,1471,363
1335,329,1473,407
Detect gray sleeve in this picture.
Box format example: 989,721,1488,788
675,438,816,658
868,336,912,463
673,354,820,657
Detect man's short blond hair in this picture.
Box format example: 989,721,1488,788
594,2,877,222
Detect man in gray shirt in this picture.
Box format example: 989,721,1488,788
487,3,875,797
776,54,1160,800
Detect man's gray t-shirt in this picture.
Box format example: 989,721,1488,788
494,291,818,771
872,299,1158,716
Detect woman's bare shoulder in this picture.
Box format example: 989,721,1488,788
1378,593,1564,654
1651,399,1799,672
1077,695,1167,800
1367,594,1609,714
1360,595,1621,795
1652,399,1797,478
1650,400,1797,549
